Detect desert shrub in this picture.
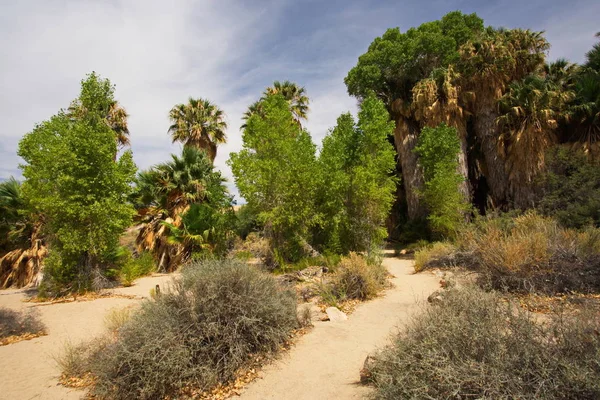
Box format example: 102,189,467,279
458,212,600,294
0,307,46,339
329,253,387,301
232,232,270,260
414,241,458,272
69,259,298,399
103,306,134,332
367,287,600,399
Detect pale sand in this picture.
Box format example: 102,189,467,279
238,256,440,400
0,256,439,400
0,274,174,400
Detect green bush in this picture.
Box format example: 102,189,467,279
538,147,600,229
367,287,600,399
117,251,156,287
0,307,46,339
62,259,298,399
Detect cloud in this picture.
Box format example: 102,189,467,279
1,0,599,203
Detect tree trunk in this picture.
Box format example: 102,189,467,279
457,131,471,203
474,109,509,209
393,118,426,220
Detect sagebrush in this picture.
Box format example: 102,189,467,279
367,287,600,399
60,259,299,399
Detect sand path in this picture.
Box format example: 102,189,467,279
0,274,174,400
238,256,440,400
0,256,439,400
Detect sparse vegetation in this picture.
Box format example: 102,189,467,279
323,253,387,302
366,287,600,400
59,259,299,399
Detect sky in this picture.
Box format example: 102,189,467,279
1,0,599,202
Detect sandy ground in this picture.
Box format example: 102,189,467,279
0,256,439,400
238,256,440,400
0,274,174,400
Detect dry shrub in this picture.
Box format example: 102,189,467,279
0,307,46,339
459,212,600,294
62,259,298,400
330,253,387,301
414,241,458,272
367,287,600,399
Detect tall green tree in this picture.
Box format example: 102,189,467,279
317,96,397,253
415,123,470,238
229,94,317,260
68,72,131,149
168,98,227,162
18,73,137,294
345,11,484,220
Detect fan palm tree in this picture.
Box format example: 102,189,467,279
411,66,471,202
585,32,600,72
497,74,572,207
0,178,46,288
565,69,600,157
458,28,549,208
135,147,216,271
241,100,264,129
68,100,130,149
168,98,227,162
264,80,309,125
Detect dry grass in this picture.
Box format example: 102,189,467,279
459,212,600,294
414,241,458,272
366,286,600,399
319,252,388,304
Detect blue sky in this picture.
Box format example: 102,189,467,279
1,0,598,201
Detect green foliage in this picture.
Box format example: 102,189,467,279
344,11,484,101
0,178,30,253
415,123,469,238
18,73,137,294
234,204,261,239
538,147,600,228
316,96,396,253
116,250,156,287
228,94,318,260
368,287,600,400
63,259,298,399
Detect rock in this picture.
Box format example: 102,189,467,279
325,307,348,322
427,290,445,304
360,355,376,384
399,249,407,255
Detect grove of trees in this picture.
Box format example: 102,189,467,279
0,11,598,293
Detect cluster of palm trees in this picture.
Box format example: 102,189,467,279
346,12,600,222
134,81,310,271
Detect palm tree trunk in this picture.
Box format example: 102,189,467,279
393,118,426,220
457,130,471,203
474,109,509,209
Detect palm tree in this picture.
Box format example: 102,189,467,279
566,69,600,157
585,32,600,72
264,80,309,125
0,178,46,288
497,73,572,207
411,66,471,202
68,99,130,149
241,100,264,129
168,98,227,162
458,28,549,208
135,147,216,271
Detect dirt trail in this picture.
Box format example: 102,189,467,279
0,274,174,400
238,256,440,400
0,257,439,400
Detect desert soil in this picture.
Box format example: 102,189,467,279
0,255,440,400
237,255,439,400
